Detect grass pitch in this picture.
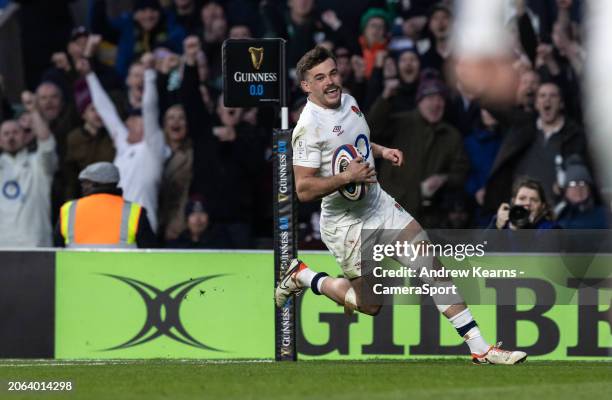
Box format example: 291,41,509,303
1,359,611,400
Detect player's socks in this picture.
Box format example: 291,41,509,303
295,263,328,294
449,308,490,355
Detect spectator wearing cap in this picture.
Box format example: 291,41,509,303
63,79,116,200
420,4,452,74
80,53,170,233
358,8,391,79
55,162,156,248
0,93,57,247
555,156,609,229
90,0,186,79
166,197,231,248
368,73,469,226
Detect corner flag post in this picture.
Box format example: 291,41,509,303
222,38,297,361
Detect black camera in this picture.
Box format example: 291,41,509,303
508,205,531,228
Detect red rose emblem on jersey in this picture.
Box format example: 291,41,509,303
351,106,363,117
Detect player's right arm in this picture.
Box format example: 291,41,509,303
294,158,376,203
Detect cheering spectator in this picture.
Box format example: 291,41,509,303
420,4,452,74
91,0,186,78
369,74,469,226
358,8,390,79
82,53,169,232
63,79,116,200
157,59,193,243
485,81,588,210
0,92,57,247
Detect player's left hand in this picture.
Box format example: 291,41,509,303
382,148,403,167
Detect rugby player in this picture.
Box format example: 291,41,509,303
275,46,527,365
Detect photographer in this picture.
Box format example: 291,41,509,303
490,177,558,230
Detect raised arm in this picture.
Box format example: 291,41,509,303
141,53,166,155
22,91,57,175
79,59,128,147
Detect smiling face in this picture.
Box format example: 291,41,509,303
535,83,563,124
164,105,187,143
300,58,342,109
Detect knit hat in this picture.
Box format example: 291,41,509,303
185,197,208,216
564,156,593,187
360,8,391,33
79,162,120,184
416,72,447,103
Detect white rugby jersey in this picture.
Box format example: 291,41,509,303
292,93,382,227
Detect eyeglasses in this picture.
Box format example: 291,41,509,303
567,181,588,187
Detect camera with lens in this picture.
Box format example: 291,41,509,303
508,205,531,228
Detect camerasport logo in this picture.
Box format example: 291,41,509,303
102,274,226,351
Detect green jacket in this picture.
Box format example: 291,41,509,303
367,97,469,220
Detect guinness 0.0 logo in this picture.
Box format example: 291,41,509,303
248,47,264,70
102,274,225,351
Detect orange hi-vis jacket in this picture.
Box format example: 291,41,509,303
59,194,142,248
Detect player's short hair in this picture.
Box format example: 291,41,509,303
296,46,336,82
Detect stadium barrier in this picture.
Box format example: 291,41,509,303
0,250,610,360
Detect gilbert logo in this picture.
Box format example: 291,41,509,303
248,47,264,70
102,274,225,351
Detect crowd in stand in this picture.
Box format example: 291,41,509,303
0,0,608,250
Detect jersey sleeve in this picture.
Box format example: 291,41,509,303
292,124,321,168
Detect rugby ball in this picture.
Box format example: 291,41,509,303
332,144,368,201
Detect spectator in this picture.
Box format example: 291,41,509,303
0,92,57,247
368,75,469,226
555,156,609,229
484,81,588,211
420,4,452,74
198,1,228,89
91,0,186,78
464,109,503,226
370,48,421,115
166,197,230,248
157,103,193,243
260,0,325,69
82,53,169,232
55,162,156,248
63,79,116,200
489,177,558,230
358,8,390,79
35,80,80,162
42,27,122,101
166,0,202,34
